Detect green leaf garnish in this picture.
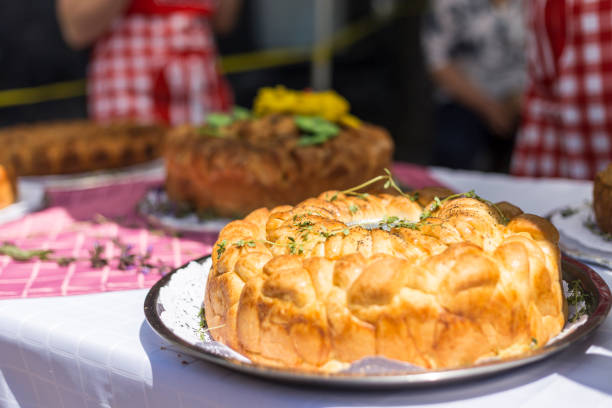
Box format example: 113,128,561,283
0,243,53,262
206,113,234,128
232,106,252,120
295,115,340,146
567,280,594,322
234,239,256,248
216,240,228,257
297,133,329,146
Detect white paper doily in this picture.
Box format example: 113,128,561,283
550,202,612,267
551,202,612,253
138,188,232,233
157,259,588,375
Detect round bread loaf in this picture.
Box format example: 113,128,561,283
0,163,17,210
164,114,393,217
593,164,612,233
0,121,165,176
204,189,566,371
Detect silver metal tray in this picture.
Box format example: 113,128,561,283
137,187,232,233
144,255,611,388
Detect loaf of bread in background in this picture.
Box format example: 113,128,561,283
594,164,612,233
164,114,394,217
0,163,17,209
0,121,166,176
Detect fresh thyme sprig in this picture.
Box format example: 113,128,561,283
216,240,228,257
0,243,53,262
379,216,421,231
233,239,256,248
567,280,594,322
0,240,170,276
327,169,509,227
214,170,510,259
327,168,416,202
215,222,358,258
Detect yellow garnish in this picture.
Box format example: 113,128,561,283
253,85,358,125
339,114,362,129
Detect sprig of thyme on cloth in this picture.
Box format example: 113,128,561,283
0,240,170,276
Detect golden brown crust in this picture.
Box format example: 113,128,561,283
164,115,394,217
0,163,17,209
594,164,612,233
0,120,166,176
205,192,566,372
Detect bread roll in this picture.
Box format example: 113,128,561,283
205,189,566,371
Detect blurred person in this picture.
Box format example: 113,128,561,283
512,0,612,179
422,0,526,172
57,0,241,125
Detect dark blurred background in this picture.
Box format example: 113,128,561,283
0,0,432,164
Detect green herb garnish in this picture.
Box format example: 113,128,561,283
232,106,252,120
584,217,612,241
1,240,168,276
325,169,509,227
0,243,52,262
560,207,579,218
198,308,208,341
379,216,421,231
216,240,228,257
287,237,303,255
567,280,594,322
206,113,234,128
234,239,256,248
295,115,340,146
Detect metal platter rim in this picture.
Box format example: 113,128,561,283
144,255,611,388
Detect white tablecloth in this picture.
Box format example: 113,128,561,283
1,168,611,408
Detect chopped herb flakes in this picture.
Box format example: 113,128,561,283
216,240,228,257
567,280,594,322
233,240,256,248
560,207,579,218
584,217,612,242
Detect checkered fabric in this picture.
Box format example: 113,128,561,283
512,0,612,179
89,10,232,126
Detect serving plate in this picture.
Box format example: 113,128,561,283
144,255,611,388
138,187,232,233
549,203,612,269
0,180,45,225
21,159,165,189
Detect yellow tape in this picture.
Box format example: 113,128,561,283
0,79,86,109
0,11,403,109
221,46,312,74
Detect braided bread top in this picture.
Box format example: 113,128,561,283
204,189,566,371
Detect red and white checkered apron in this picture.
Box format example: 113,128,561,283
512,0,612,179
88,0,232,125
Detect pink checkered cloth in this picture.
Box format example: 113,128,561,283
0,163,442,300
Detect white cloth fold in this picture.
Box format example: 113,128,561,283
1,168,610,408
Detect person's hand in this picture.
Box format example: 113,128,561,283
482,101,515,138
